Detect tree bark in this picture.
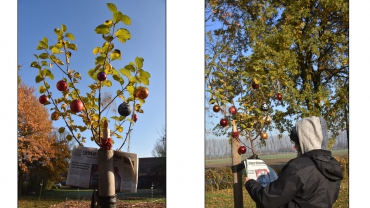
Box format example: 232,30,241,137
231,122,243,208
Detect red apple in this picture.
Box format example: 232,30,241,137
132,114,138,122
229,106,237,114
213,105,221,113
238,146,247,154
70,100,83,113
252,82,259,89
260,132,268,140
56,80,68,91
220,118,228,127
39,94,48,104
277,93,282,101
97,71,107,81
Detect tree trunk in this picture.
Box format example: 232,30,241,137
231,122,243,208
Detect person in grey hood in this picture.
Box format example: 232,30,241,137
244,116,343,208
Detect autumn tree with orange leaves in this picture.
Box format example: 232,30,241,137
18,83,72,195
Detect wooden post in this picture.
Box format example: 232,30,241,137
231,121,243,208
97,121,116,208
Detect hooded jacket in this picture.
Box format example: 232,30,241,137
245,116,343,208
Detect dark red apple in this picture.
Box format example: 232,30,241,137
70,100,83,113
277,93,282,101
252,82,259,89
229,106,237,114
39,94,48,104
238,146,247,154
213,105,221,112
132,114,138,122
56,80,68,91
220,118,228,127
97,71,107,81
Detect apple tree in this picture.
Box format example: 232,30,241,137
30,3,150,151
205,0,349,155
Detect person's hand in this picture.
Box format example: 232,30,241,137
245,177,250,185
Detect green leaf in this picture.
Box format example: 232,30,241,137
95,24,110,34
34,54,39,59
74,72,81,80
41,61,48,66
61,24,67,32
121,15,131,25
103,80,112,87
68,43,77,50
39,53,48,59
115,28,131,43
113,75,124,85
38,85,46,93
115,124,123,133
113,11,123,23
119,68,131,78
54,28,62,36
88,68,99,81
58,127,65,134
95,56,105,65
38,41,48,50
106,3,117,13
44,81,50,89
135,57,144,69
139,69,151,78
110,51,121,61
139,76,149,85
111,116,121,122
43,69,54,80
65,33,75,40
127,85,135,94
42,37,48,44
35,75,43,83
51,47,60,54
93,47,102,55
30,61,41,69
111,69,124,85
124,64,135,72
66,135,72,141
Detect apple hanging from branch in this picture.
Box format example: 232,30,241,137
70,100,83,113
39,94,49,104
56,80,68,91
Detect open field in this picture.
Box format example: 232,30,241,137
206,149,348,168
18,188,165,208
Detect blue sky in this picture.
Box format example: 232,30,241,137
18,0,165,157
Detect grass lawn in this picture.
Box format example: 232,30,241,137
205,179,349,208
18,188,166,208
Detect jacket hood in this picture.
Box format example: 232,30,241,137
294,116,328,154
303,149,343,181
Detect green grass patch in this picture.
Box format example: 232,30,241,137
205,179,349,208
18,188,166,208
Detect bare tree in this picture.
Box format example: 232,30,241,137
151,125,166,157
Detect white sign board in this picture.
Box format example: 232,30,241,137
244,159,278,187
66,146,138,193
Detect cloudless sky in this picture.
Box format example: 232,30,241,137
18,0,165,157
